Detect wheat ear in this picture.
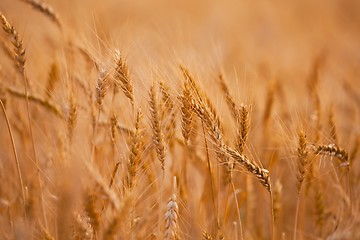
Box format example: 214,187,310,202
179,79,193,144
149,81,166,170
19,0,62,29
226,147,271,192
312,143,349,166
164,176,179,240
0,14,26,74
236,104,249,154
114,49,134,109
128,108,144,190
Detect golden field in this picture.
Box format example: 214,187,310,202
0,0,359,239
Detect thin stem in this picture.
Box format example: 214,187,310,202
270,190,276,240
201,122,220,233
231,181,243,240
158,170,165,238
346,167,353,213
0,100,26,213
22,72,48,228
293,193,300,240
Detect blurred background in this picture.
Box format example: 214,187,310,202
1,1,360,239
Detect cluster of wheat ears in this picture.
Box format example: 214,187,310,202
0,0,359,239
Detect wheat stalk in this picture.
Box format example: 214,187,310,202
0,100,26,213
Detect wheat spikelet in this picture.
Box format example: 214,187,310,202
20,0,62,29
312,143,349,166
179,79,193,144
128,108,144,190
0,13,26,74
297,131,308,193
236,104,249,154
72,214,94,240
95,68,108,108
114,49,134,108
164,177,179,240
149,81,166,170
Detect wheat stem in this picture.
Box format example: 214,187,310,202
0,100,26,215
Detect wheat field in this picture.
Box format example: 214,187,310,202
0,0,359,239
